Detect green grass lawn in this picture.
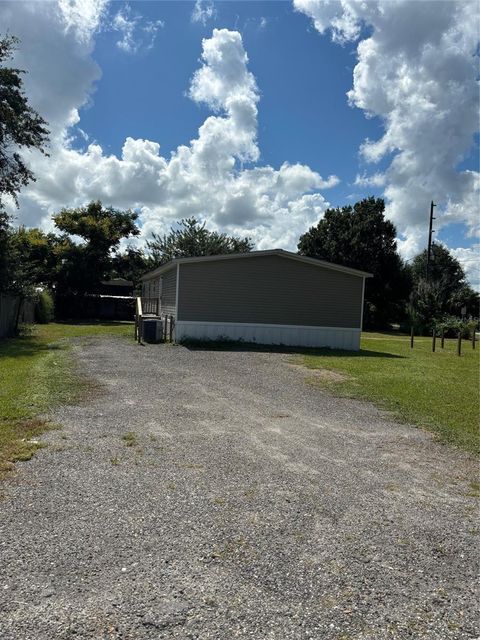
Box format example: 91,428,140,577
0,321,133,479
300,332,480,455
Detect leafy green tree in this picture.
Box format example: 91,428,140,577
6,227,58,293
450,285,479,317
0,34,49,293
53,201,140,295
147,217,253,266
411,244,467,307
407,279,444,331
0,35,49,208
111,246,151,289
298,197,411,327
409,244,478,323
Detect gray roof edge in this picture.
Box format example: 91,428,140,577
140,249,372,280
140,261,177,281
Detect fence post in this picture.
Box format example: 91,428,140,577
410,326,414,349
432,328,436,352
457,331,462,356
472,330,476,350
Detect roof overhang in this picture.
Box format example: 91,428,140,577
140,249,373,281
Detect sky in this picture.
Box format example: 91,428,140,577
1,0,479,287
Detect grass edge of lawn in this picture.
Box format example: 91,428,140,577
0,322,133,483
301,368,477,455
1,337,87,483
295,343,479,457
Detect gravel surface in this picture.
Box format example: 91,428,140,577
0,337,478,639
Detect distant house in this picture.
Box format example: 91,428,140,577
98,278,134,297
140,249,371,350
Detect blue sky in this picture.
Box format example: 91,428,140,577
78,1,385,207
2,0,479,285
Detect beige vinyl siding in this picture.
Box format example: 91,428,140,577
160,266,177,317
141,267,177,316
177,255,363,328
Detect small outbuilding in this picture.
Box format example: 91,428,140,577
140,249,371,350
98,278,134,297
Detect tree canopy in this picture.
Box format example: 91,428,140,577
147,217,253,265
52,201,140,295
0,35,49,209
298,197,411,327
411,244,466,302
408,244,478,326
0,34,49,293
4,226,57,293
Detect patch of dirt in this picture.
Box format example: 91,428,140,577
288,362,350,383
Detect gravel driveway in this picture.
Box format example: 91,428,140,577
0,337,478,639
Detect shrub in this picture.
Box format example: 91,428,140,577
436,316,478,338
466,319,479,339
403,313,479,338
35,290,54,324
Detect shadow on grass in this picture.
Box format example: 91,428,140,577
54,320,133,326
1,320,134,360
181,340,404,359
0,334,64,360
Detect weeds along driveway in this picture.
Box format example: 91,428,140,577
0,337,478,640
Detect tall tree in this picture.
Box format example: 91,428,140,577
0,35,49,209
147,217,253,265
409,244,478,323
411,244,466,302
298,197,411,327
53,201,140,295
0,34,49,292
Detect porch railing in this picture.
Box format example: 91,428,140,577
141,297,160,315
134,297,174,343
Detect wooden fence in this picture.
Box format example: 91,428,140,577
0,294,35,338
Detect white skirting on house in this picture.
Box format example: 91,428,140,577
175,321,361,350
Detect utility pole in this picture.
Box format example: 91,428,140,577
426,200,436,281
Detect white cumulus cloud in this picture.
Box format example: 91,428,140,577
294,0,480,281
57,0,109,44
2,1,102,146
3,6,337,251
